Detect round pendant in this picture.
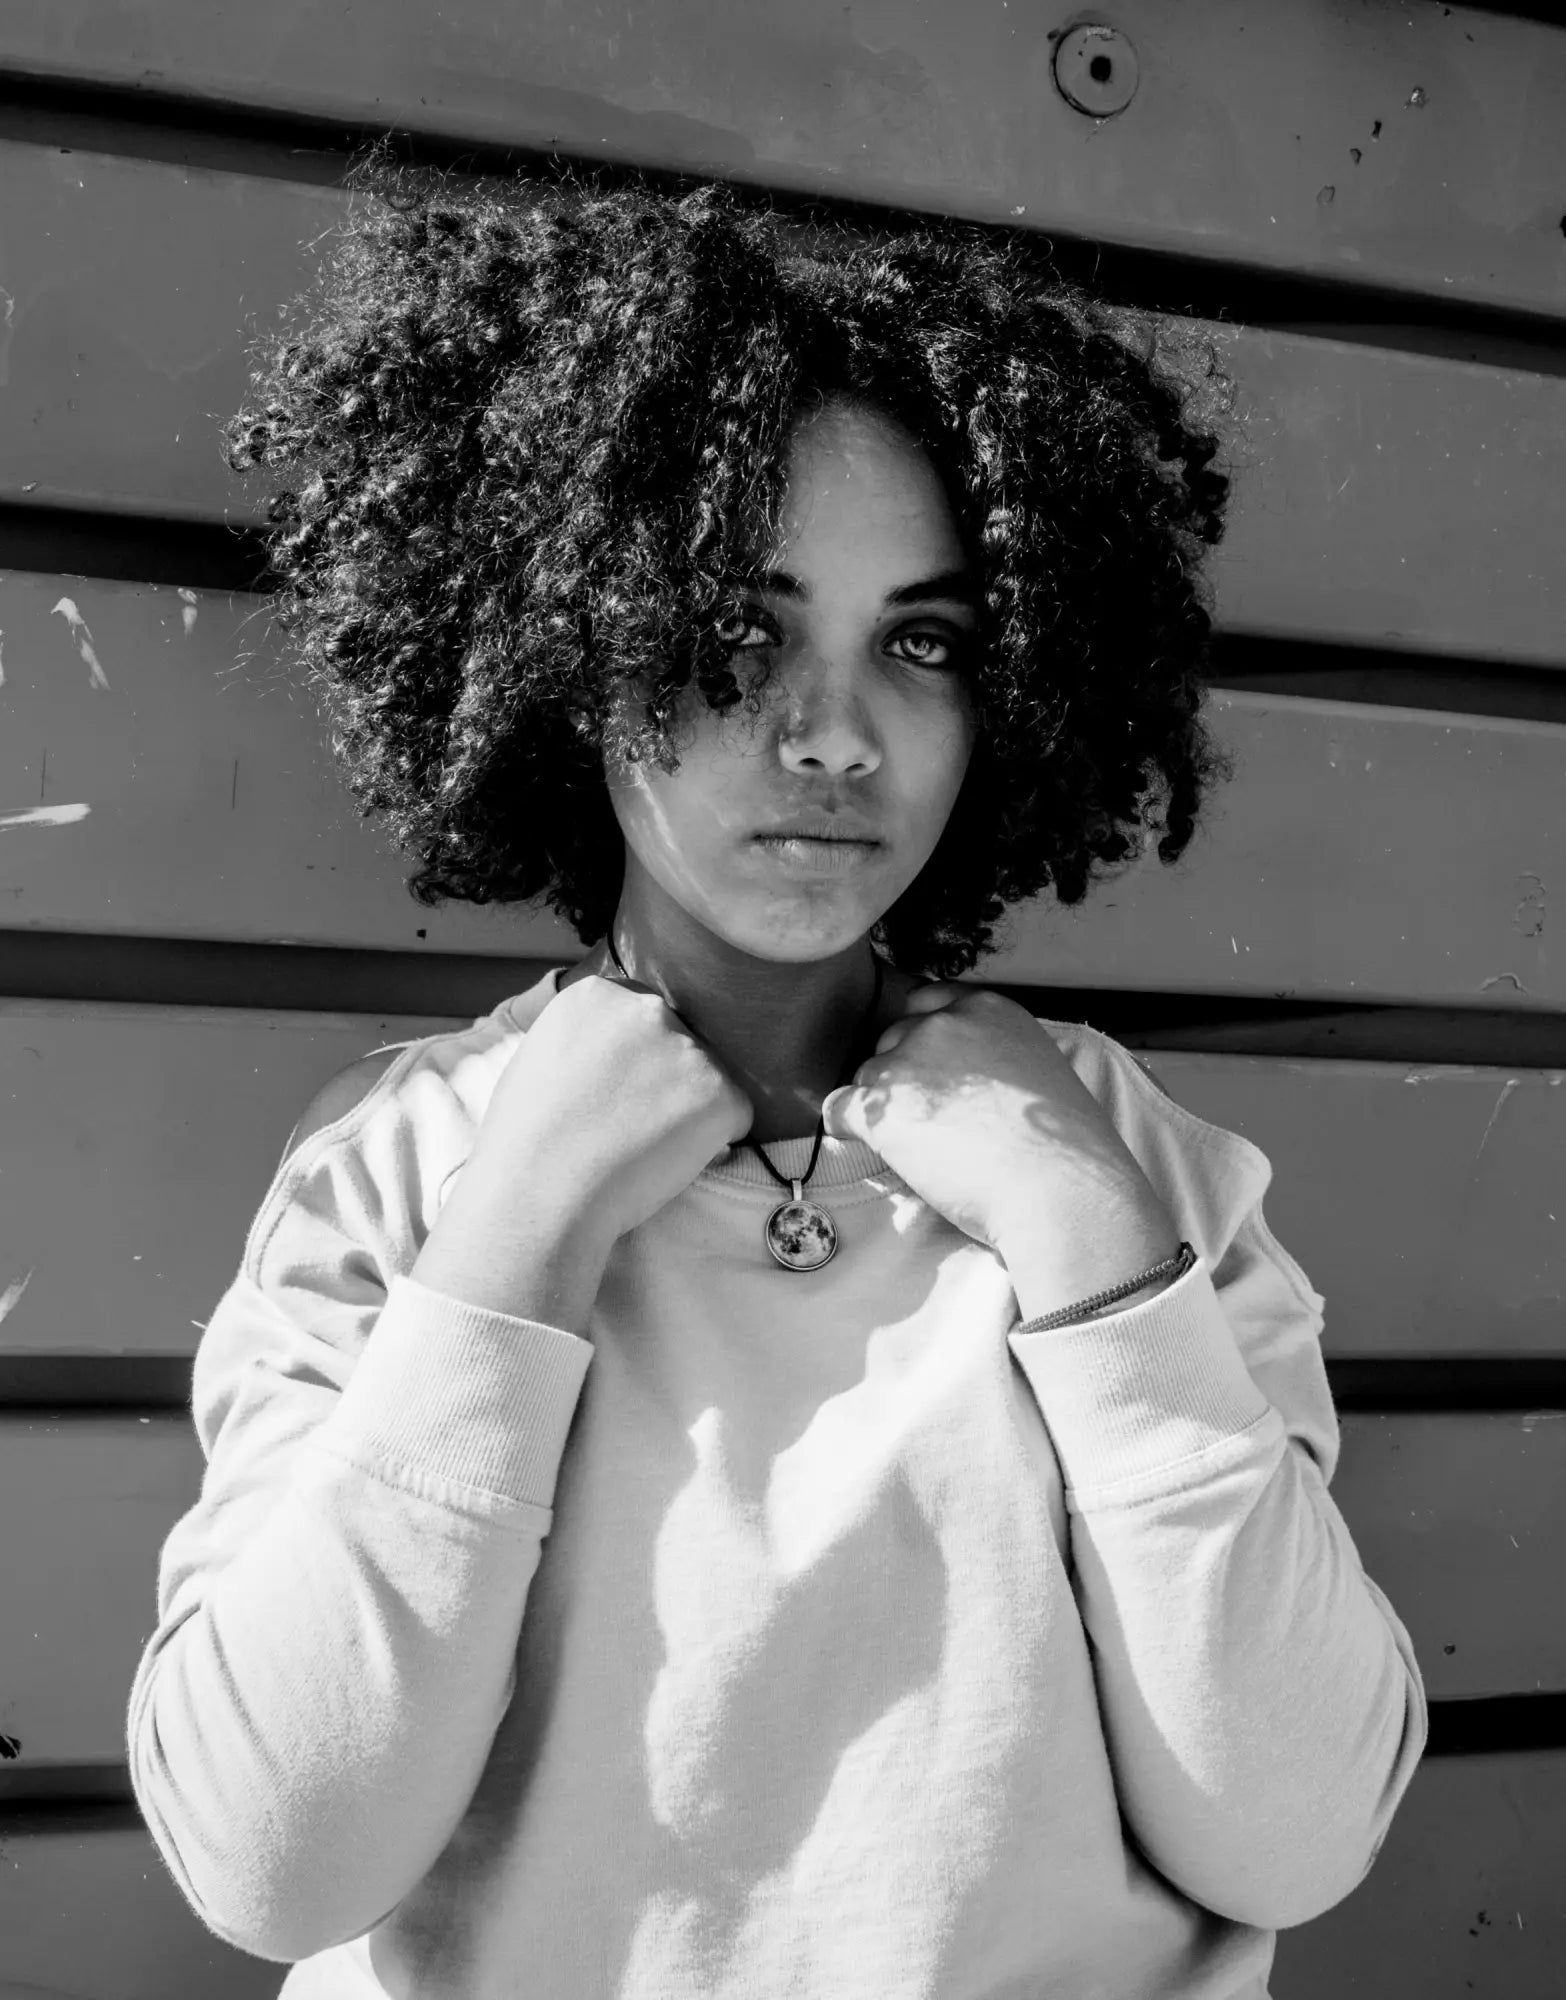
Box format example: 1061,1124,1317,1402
763,1196,839,1271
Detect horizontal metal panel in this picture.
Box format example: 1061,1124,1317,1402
0,569,566,961
0,1000,450,1361
1159,1055,1566,1361
0,1004,1563,1362
1269,1746,1566,1996
0,1823,280,1998
1,142,1563,662
980,692,1566,1011
2,570,1563,1006
0,0,1561,319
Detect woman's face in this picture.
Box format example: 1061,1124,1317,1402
606,398,978,963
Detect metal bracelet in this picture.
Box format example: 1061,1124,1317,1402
1018,1240,1196,1334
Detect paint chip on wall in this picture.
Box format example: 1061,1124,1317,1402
50,597,111,689
0,1267,35,1328
0,802,91,828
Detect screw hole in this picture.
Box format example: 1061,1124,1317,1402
1089,54,1113,82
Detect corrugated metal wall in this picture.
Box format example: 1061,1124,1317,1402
1,3,1562,1993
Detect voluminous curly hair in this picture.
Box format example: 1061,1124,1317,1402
226,143,1239,979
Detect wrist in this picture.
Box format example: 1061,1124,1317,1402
414,1169,615,1336
996,1183,1183,1326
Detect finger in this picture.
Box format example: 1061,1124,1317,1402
897,980,965,1016
874,980,964,1052
820,1083,868,1144
873,1019,917,1056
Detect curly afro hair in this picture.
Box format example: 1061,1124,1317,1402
225,143,1239,979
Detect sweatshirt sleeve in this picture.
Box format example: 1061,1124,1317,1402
1007,1028,1429,1935
124,1057,594,1964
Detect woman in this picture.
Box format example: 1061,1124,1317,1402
127,151,1426,1998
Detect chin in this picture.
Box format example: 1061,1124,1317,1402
717,901,885,964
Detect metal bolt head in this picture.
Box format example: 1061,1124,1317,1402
1052,22,1140,118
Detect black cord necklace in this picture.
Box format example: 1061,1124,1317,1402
601,930,886,1272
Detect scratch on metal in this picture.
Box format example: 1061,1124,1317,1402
178,587,199,636
50,596,111,689
1472,1077,1519,1169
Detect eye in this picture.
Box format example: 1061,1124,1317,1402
716,606,780,651
887,626,968,669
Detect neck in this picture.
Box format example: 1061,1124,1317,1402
584,882,889,1145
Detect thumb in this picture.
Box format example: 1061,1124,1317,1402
820,1082,867,1143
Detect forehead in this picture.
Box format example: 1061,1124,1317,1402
770,399,964,576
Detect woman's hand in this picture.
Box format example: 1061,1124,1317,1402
822,984,1181,1316
473,973,755,1247
413,975,753,1331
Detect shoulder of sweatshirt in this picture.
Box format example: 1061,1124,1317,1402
241,968,562,1309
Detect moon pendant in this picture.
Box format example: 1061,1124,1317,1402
762,1194,839,1271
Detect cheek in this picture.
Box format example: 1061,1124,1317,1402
604,736,735,874
906,692,977,815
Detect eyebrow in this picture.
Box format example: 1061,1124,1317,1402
753,567,979,607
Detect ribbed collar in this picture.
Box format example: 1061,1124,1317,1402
515,966,896,1196
701,1131,892,1192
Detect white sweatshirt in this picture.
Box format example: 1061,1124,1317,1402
127,966,1427,1999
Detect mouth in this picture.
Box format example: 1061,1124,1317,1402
751,830,884,873
751,819,883,845
753,833,881,845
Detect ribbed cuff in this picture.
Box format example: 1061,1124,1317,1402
1007,1256,1276,1507
314,1274,594,1511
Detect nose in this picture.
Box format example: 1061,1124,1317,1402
774,655,883,779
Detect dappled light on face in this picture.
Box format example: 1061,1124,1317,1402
609,754,719,917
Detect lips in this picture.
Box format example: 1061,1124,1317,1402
752,819,882,843
751,830,883,875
